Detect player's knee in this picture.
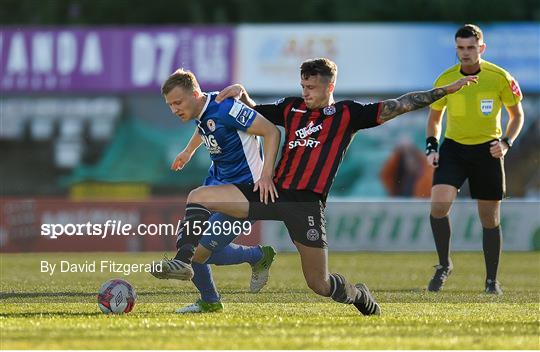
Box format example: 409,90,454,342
430,202,451,218
479,215,499,229
305,277,330,296
187,187,212,205
478,206,500,228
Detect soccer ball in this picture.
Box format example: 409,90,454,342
97,279,137,314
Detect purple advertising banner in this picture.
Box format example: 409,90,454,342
0,27,234,93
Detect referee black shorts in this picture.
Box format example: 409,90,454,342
433,138,505,200
234,184,328,248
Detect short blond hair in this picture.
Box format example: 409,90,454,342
161,69,200,95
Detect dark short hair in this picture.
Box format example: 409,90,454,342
455,24,483,42
300,58,337,83
161,69,200,95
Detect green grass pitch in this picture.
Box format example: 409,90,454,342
1,252,538,349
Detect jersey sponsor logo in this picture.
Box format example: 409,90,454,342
323,105,336,115
291,107,307,113
511,79,522,98
207,119,216,132
236,107,255,126
288,138,321,149
306,228,320,241
229,101,255,126
480,99,494,115
295,121,323,139
201,134,221,154
274,98,285,105
289,121,323,149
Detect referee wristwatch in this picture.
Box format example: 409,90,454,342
501,137,513,149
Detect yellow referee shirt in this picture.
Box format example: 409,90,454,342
430,60,523,145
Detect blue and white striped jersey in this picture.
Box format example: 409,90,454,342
195,93,263,185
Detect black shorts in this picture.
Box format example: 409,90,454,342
433,138,505,200
234,184,327,248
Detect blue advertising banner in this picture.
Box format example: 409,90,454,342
236,23,539,94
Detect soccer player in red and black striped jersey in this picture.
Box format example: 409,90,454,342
172,58,477,315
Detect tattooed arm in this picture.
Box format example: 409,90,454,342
379,75,478,122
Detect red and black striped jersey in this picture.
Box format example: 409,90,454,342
255,97,382,199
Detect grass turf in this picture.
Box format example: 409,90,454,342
1,252,539,349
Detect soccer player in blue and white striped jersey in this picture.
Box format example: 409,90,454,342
151,69,280,313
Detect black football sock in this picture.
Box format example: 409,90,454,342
174,203,211,264
175,244,196,264
483,225,502,281
430,215,452,267
329,273,361,304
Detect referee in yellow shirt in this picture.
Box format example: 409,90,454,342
425,24,525,295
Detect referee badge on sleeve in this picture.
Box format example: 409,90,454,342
480,99,494,116
511,79,522,98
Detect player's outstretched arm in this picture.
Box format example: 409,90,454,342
171,127,203,171
379,76,478,122
216,84,257,108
